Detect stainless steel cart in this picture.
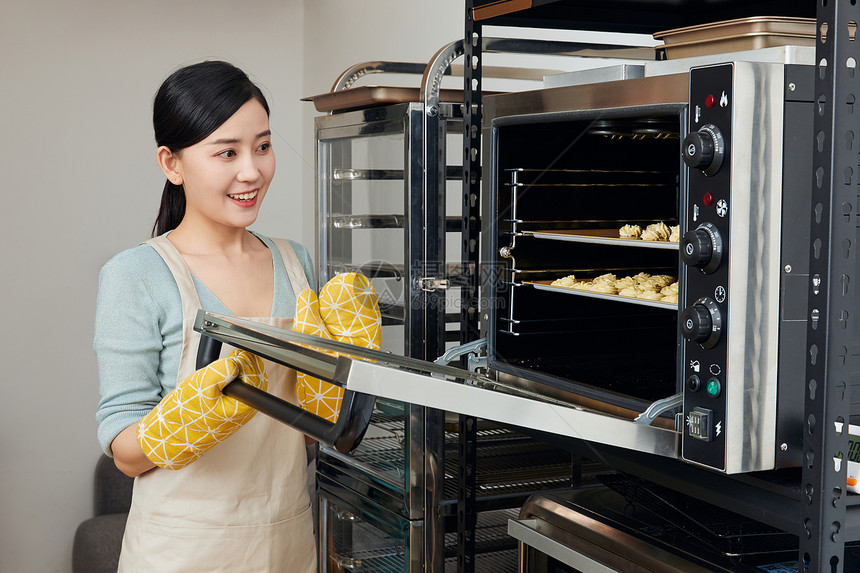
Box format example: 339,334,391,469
306,43,580,572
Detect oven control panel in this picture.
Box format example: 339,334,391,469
682,64,733,471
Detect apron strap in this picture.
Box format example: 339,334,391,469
144,236,204,380
144,236,203,310
269,238,311,298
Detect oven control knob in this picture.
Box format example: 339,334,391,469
680,298,722,349
682,124,725,176
680,223,723,274
681,305,711,343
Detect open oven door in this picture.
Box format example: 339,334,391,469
194,309,680,459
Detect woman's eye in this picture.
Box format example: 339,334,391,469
218,150,236,158
258,142,271,152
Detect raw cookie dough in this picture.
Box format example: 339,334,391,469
619,224,642,239
641,222,671,242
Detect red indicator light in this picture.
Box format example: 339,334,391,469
703,193,714,206
705,94,716,108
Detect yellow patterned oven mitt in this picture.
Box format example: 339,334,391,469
137,349,267,470
293,273,382,423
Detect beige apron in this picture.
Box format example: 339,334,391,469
118,235,316,573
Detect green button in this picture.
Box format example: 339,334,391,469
706,378,721,397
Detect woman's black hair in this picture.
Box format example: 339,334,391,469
151,60,270,237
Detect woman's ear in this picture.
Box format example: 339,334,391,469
156,146,183,186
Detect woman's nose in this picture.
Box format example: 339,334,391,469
236,155,262,182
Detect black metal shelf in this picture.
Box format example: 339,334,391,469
464,0,858,571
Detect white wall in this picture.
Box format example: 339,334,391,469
0,1,461,571
0,1,305,571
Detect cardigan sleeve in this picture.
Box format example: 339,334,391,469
94,250,170,456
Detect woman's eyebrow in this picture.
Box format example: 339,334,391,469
207,131,272,145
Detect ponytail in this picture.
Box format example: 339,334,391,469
151,180,186,237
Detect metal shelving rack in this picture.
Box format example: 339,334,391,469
464,0,858,570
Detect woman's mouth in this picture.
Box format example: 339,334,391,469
227,190,259,206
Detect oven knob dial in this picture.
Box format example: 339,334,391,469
680,222,723,274
681,305,711,343
680,298,722,349
683,124,725,176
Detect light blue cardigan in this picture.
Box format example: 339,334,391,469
93,233,315,456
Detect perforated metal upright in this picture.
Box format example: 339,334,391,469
800,1,859,570
457,6,483,573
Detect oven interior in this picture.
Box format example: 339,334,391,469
488,109,686,414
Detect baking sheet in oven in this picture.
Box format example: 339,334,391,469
526,279,678,310
524,228,680,250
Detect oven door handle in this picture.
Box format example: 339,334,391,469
195,327,374,454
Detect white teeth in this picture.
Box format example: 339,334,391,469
228,190,258,201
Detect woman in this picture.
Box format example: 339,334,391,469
94,61,316,572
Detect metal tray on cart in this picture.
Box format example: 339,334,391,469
303,86,476,113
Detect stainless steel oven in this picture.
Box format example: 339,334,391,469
482,52,826,474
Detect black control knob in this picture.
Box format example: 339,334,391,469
681,305,712,344
680,222,723,274
681,229,711,267
680,297,722,349
683,124,725,176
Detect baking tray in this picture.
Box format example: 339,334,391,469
303,86,476,113
653,16,816,60
524,228,679,250
526,279,677,310
600,473,799,558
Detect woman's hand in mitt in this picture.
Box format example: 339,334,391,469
137,349,267,470
293,273,381,423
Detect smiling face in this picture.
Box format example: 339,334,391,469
158,98,275,232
